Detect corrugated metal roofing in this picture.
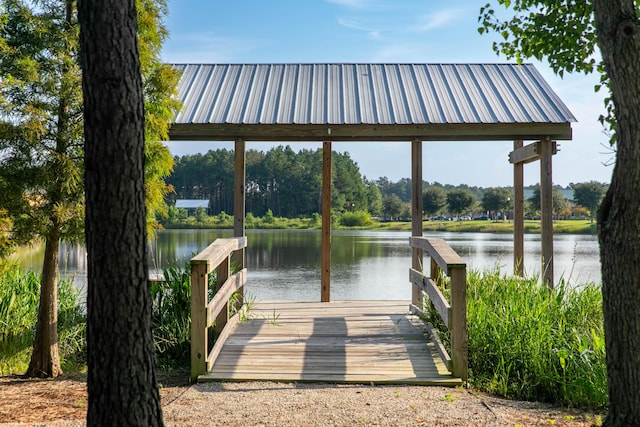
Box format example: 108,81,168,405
175,199,209,209
171,63,576,126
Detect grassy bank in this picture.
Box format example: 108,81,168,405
424,270,606,408
421,219,596,234
163,212,597,234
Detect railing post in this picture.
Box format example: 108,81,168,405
190,261,208,382
215,256,230,334
450,265,468,382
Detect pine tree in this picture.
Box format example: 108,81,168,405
0,0,180,377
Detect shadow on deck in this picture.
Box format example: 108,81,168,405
198,300,462,386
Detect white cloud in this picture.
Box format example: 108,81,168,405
411,9,462,33
336,17,384,39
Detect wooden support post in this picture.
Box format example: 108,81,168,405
540,139,554,288
321,140,332,302
513,140,525,276
231,139,247,310
450,266,468,382
190,262,208,382
234,139,246,238
233,139,246,307
411,140,424,308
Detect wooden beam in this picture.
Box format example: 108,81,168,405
411,139,423,307
410,237,465,274
191,237,247,267
509,140,557,164
169,122,573,142
321,141,332,302
540,139,554,288
513,140,525,276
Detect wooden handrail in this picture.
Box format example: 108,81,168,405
190,237,247,382
409,236,468,382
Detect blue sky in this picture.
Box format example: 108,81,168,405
161,0,612,187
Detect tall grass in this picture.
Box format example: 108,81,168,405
151,264,191,368
429,270,607,408
150,260,243,369
0,265,85,375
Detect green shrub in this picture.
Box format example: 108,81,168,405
195,207,207,223
424,270,606,408
218,211,231,225
339,211,372,227
245,212,256,228
263,209,275,224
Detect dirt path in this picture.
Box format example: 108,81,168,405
0,375,603,426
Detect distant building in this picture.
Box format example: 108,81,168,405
175,199,209,216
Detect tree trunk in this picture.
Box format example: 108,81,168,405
25,231,62,378
78,1,163,425
593,1,640,425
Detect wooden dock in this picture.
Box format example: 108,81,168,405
198,300,462,386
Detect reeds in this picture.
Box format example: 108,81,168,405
464,270,606,407
151,264,192,367
0,265,85,374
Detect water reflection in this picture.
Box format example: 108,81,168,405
11,229,601,300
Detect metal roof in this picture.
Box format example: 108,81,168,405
175,199,209,209
169,63,575,142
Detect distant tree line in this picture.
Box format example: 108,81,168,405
166,146,608,221
167,146,371,217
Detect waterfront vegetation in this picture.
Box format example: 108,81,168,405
0,260,606,409
425,270,606,408
162,209,597,234
0,265,86,375
0,261,221,375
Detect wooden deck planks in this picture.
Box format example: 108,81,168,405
198,300,462,386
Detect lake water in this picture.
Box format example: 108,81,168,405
13,229,601,300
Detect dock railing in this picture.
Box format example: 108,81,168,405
409,237,468,382
190,237,247,382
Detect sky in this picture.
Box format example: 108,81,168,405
160,0,613,188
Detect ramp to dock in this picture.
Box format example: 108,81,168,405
198,300,462,386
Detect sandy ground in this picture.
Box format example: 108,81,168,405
0,374,604,427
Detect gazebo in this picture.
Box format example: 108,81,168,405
168,63,576,294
